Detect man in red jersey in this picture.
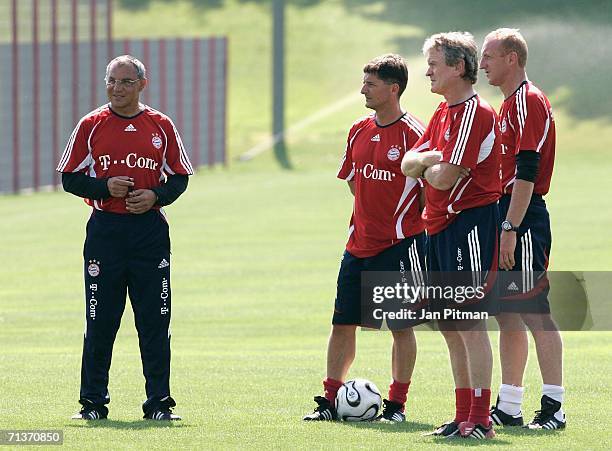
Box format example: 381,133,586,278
480,28,566,431
303,54,427,423
57,55,193,421
402,32,501,439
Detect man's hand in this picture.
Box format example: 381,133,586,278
107,176,134,198
420,151,442,168
401,150,442,178
125,189,157,214
458,166,471,179
424,162,469,191
499,230,517,270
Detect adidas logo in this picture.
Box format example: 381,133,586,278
371,134,380,142
507,281,519,291
124,124,137,132
158,259,169,269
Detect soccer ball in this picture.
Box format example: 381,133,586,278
335,379,382,421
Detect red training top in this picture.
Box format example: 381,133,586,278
337,112,426,258
57,104,194,213
410,94,502,235
499,80,556,195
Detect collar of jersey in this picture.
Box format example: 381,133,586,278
505,80,529,101
448,93,478,108
375,111,406,128
108,104,146,120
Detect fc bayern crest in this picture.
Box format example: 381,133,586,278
500,118,507,133
444,127,451,141
151,133,163,150
387,145,401,161
87,260,100,277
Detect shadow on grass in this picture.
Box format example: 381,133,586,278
426,425,563,445
119,0,321,11
66,420,192,429
496,426,564,438
116,0,611,123
339,420,434,433
342,0,612,122
341,0,612,29
341,421,514,444
429,436,511,446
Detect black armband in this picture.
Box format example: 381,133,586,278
151,174,189,207
516,150,540,182
62,172,110,200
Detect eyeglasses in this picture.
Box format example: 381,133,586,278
105,77,140,88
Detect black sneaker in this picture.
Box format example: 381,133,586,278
459,421,496,439
376,399,405,423
303,396,337,421
142,396,180,421
524,395,566,430
71,404,108,420
490,397,524,426
425,420,460,437
144,409,182,421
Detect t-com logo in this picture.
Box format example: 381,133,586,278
354,163,396,182
98,153,159,171
160,277,169,315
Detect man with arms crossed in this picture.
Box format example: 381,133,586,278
303,54,427,423
480,28,565,430
402,32,501,439
58,55,193,420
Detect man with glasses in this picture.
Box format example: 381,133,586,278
57,55,193,421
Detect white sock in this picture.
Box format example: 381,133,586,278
542,384,565,421
542,384,564,403
497,384,524,416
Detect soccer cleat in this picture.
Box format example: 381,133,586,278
524,395,566,430
144,409,181,421
459,421,496,439
303,396,338,421
142,395,180,421
71,405,108,420
425,420,460,437
376,399,405,423
490,397,524,426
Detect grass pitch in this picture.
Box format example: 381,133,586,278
0,164,610,449
1,0,611,449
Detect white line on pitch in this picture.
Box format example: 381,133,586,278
238,92,362,161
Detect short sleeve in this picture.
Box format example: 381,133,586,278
441,98,491,170
409,108,438,154
56,117,93,173
337,125,360,181
403,113,425,150
516,92,550,154
409,128,431,154
160,117,194,176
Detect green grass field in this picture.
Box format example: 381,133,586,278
1,167,611,449
1,0,612,449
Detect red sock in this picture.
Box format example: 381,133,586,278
454,388,471,423
323,378,344,404
388,380,410,412
468,388,492,427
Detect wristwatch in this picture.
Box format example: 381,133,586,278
501,220,519,232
